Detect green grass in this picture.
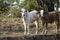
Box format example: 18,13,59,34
0,32,4,35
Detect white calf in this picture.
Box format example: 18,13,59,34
21,8,40,35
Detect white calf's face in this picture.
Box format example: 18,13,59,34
40,10,44,17
21,8,26,17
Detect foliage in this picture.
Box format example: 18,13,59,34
20,0,38,11
0,0,9,13
0,0,58,18
20,0,57,11
51,0,57,3
0,0,21,18
8,0,19,3
0,0,10,18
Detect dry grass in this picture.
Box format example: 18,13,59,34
0,18,59,37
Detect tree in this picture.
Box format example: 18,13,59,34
0,0,10,18
20,0,38,11
0,0,10,13
0,0,21,18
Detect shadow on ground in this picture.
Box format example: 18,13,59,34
0,34,60,40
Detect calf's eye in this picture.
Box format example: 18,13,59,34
36,13,39,14
23,14,25,16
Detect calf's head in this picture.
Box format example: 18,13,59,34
21,8,27,17
40,9,44,17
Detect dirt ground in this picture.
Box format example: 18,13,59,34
0,18,59,40
0,18,59,37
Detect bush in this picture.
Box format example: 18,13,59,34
20,0,40,11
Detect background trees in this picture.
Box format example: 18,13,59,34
0,0,10,18
20,0,38,11
0,0,58,18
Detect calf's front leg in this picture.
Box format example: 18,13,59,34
23,21,27,35
35,21,38,34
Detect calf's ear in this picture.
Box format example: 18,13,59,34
25,10,27,12
25,9,27,12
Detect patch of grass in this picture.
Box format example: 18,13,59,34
14,30,24,33
5,32,12,34
0,32,4,35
